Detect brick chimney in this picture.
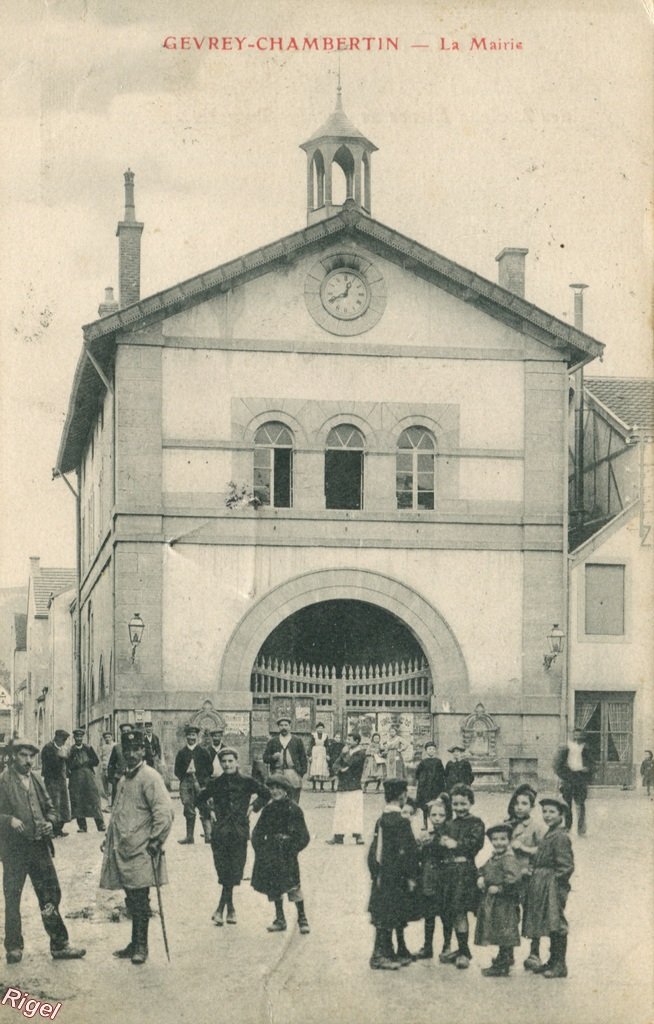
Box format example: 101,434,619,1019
116,169,143,308
495,247,528,298
98,286,120,318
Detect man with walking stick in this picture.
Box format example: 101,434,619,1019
100,729,174,965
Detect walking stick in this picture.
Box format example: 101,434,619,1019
149,850,171,962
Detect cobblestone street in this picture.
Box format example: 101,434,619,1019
1,789,652,1024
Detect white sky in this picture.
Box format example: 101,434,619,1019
0,0,651,588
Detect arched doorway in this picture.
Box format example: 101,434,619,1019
250,599,433,760
218,568,468,763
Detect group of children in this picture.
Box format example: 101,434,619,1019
367,778,574,979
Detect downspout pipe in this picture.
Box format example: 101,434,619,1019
52,469,82,731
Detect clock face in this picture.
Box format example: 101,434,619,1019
320,269,371,320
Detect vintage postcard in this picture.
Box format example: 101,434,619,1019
0,2,652,1023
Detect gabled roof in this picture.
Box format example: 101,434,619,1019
30,567,76,618
585,377,654,435
56,204,605,474
569,500,640,564
13,613,27,651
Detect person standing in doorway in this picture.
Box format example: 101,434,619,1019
67,728,105,833
100,730,174,965
554,728,595,834
142,722,162,772
327,732,366,845
40,730,71,838
174,724,213,845
99,731,116,805
262,717,307,803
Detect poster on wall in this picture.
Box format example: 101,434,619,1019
346,712,377,740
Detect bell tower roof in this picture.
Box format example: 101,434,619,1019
301,83,377,151
300,83,377,226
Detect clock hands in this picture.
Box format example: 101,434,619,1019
328,279,352,304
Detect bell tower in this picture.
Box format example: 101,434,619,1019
300,80,377,226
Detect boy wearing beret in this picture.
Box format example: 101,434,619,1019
251,774,310,934
475,823,523,976
522,795,574,979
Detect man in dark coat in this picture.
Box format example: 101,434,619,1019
415,741,446,827
444,745,474,790
262,717,307,803
251,774,310,934
0,738,86,964
367,778,419,970
67,728,104,833
142,722,162,772
174,724,213,844
40,729,71,837
554,728,595,834
197,747,269,925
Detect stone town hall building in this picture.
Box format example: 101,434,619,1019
56,89,604,781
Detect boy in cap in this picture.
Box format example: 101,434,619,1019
415,741,445,828
142,722,162,772
197,748,269,925
251,774,310,934
0,738,86,964
444,745,474,790
67,728,105,833
262,717,307,803
475,823,523,976
174,724,213,844
522,795,574,978
100,729,174,965
40,729,71,837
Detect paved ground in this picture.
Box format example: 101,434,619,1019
1,788,652,1024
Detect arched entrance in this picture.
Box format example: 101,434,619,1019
218,568,468,760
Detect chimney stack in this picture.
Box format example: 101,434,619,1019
495,247,528,298
116,169,144,308
98,286,120,318
570,283,588,331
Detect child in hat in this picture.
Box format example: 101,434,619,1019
367,778,419,970
475,823,523,976
439,783,485,969
444,745,474,790
522,795,574,979
505,783,545,970
415,793,453,961
251,774,310,934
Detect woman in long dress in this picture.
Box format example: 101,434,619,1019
383,725,406,780
362,733,386,792
308,724,331,791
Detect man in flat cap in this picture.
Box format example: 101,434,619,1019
106,723,134,804
262,717,308,803
40,729,71,838
208,725,226,778
174,724,213,844
67,728,105,833
197,747,269,925
0,738,86,964
100,730,174,965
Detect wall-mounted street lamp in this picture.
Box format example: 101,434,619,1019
543,624,565,670
128,613,145,664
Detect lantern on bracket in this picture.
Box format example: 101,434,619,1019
543,623,565,670
128,613,145,664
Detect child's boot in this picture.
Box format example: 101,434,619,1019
524,937,542,971
544,934,568,978
483,947,511,976
267,899,287,932
394,927,414,966
455,931,472,969
296,900,310,934
370,929,400,971
416,918,435,959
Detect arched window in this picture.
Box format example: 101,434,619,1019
396,427,435,510
325,424,365,510
254,422,294,508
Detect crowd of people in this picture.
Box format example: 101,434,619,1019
0,718,650,978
